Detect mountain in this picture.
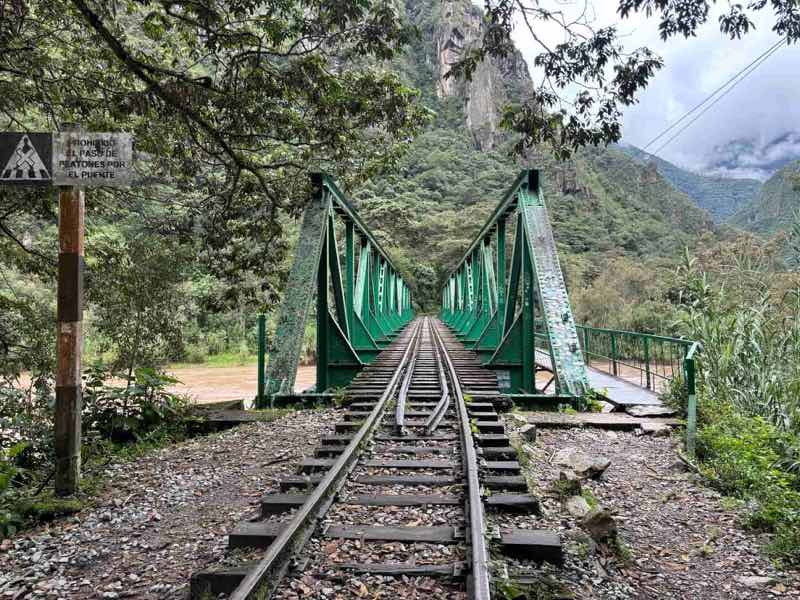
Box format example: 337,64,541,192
620,144,761,222
351,0,716,310
729,161,800,234
703,132,800,181
397,0,532,150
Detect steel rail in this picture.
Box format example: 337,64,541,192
230,320,424,600
424,327,450,435
431,322,491,600
394,317,423,435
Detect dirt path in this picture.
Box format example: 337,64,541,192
505,419,800,599
0,409,342,599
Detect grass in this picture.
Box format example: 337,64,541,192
168,351,259,369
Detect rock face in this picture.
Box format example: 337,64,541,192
427,0,532,150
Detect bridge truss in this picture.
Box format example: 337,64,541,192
440,169,590,404
260,174,413,405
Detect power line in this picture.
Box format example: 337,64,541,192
642,37,787,153
649,39,786,157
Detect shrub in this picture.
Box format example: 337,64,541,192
698,412,800,564
0,443,27,538
82,363,190,442
0,386,54,468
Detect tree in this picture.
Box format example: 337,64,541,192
455,0,800,158
0,0,430,368
87,228,189,383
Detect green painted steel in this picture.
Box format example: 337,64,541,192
256,314,266,406
260,174,413,405
439,169,589,400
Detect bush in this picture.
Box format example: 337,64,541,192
0,443,27,538
0,386,54,468
82,363,191,442
698,412,800,564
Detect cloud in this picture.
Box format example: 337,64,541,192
703,132,800,180
508,0,800,174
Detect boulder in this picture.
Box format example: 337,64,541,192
638,422,671,437
553,448,611,479
564,530,597,558
625,404,677,417
579,508,617,542
735,576,774,589
519,424,537,442
565,495,591,518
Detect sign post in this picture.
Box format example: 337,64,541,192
0,127,132,496
54,145,85,495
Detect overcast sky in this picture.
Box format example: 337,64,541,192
507,0,800,178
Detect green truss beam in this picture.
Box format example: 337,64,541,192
261,174,414,405
439,169,589,402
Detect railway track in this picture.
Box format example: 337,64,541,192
191,317,561,599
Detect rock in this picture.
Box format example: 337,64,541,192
580,508,618,542
565,530,597,557
553,447,611,479
639,422,671,437
625,404,677,417
507,413,528,427
565,495,591,518
735,575,774,589
433,0,531,150
519,424,537,442
597,401,615,413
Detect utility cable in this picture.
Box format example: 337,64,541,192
649,38,786,156
642,36,787,153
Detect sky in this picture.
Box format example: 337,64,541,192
507,0,800,178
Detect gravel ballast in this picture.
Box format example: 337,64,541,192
0,409,340,599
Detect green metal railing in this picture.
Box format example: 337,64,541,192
570,325,700,455
574,325,693,392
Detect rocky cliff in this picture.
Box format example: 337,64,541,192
406,0,533,150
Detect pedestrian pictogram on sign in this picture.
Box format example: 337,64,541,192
0,133,53,184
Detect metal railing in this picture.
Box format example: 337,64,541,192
572,325,700,455
575,325,692,393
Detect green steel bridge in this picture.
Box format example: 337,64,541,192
257,169,698,442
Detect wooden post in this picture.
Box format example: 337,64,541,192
54,164,84,496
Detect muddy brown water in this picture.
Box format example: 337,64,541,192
14,365,316,405
166,364,316,404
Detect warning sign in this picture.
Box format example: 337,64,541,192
53,132,132,187
0,133,53,184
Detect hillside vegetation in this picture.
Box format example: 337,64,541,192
730,161,800,234
621,144,761,222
